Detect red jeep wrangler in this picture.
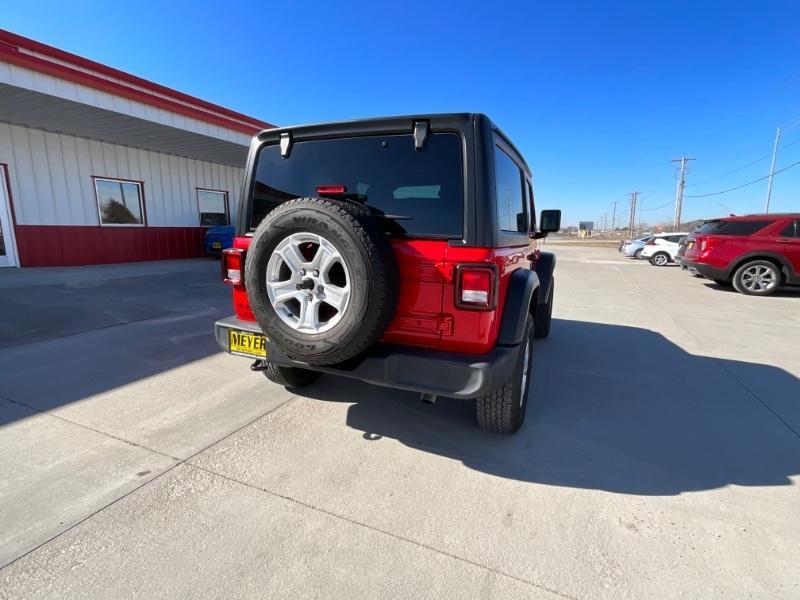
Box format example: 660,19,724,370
215,114,561,434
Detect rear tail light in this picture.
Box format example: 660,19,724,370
455,265,498,310
221,248,245,286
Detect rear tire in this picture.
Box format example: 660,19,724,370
650,252,670,266
475,317,534,435
262,363,322,388
534,279,554,339
633,248,643,259
732,260,781,296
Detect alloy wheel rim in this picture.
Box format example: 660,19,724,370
654,254,668,265
266,232,351,333
741,265,777,292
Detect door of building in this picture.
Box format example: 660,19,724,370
0,166,19,267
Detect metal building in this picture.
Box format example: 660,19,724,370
0,30,273,267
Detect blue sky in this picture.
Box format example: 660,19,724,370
3,0,799,226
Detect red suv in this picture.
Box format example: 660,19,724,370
214,114,561,433
681,214,800,295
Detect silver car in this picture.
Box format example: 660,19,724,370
619,235,654,259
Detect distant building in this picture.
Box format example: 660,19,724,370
0,30,273,267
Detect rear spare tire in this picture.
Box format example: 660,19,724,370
245,197,399,365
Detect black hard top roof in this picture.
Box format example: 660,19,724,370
253,113,530,175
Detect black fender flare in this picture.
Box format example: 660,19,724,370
497,268,540,346
534,251,556,304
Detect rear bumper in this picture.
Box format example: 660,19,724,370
680,259,727,280
214,316,521,400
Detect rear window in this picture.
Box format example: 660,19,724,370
249,133,463,237
694,220,772,236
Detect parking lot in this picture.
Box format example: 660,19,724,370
1,245,799,599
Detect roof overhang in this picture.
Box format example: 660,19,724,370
0,83,250,166
0,29,275,167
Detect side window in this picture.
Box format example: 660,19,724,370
94,178,145,226
494,145,527,233
197,189,229,226
779,220,799,237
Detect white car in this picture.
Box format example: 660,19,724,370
639,233,689,266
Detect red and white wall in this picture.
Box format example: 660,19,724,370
0,29,273,267
0,123,244,266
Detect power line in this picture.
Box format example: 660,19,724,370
691,70,800,155
639,198,675,212
684,158,800,198
687,135,800,188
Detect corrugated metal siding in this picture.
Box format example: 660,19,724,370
0,123,244,227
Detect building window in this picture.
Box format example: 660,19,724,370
94,178,145,226
197,189,229,226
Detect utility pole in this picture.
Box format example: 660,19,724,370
611,201,618,235
628,192,638,236
602,213,608,232
764,126,781,213
671,156,695,230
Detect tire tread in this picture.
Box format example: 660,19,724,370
475,317,533,435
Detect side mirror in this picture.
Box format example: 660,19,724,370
537,209,562,236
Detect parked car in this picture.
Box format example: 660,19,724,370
214,113,561,434
204,225,235,256
619,235,654,259
681,214,800,295
640,233,689,266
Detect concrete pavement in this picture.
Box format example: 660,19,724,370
1,248,798,599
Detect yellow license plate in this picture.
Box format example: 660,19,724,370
212,242,222,249
228,330,267,358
